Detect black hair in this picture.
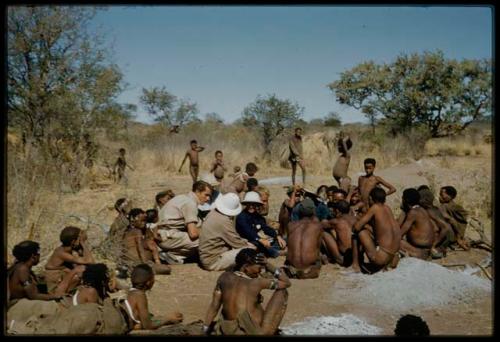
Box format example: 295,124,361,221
245,162,258,174
234,248,259,271
417,185,430,192
334,200,351,214
82,263,110,300
155,190,175,205
13,240,40,262
246,177,259,191
364,158,376,166
60,226,81,246
370,187,386,204
131,264,154,289
316,185,328,195
333,189,348,197
441,186,457,199
215,150,223,156
190,139,197,144
192,180,211,193
394,314,430,336
146,209,158,224
114,198,127,212
338,138,353,153
403,188,421,207
128,208,145,221
327,185,338,193
295,127,302,132
119,148,126,153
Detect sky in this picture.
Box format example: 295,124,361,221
91,6,493,125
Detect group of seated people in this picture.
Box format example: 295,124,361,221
6,158,470,335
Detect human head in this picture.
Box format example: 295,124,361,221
246,177,259,192
155,190,175,209
131,264,155,290
119,148,126,156
190,139,198,149
129,208,146,229
242,191,263,214
332,189,348,204
245,163,258,177
255,186,270,216
439,186,457,203
60,226,81,248
234,248,265,278
326,185,338,203
295,127,302,137
82,263,110,300
146,209,158,224
192,180,212,204
364,158,376,176
417,185,430,192
394,314,430,336
215,150,223,159
334,200,351,216
350,187,361,205
369,187,386,204
316,185,328,201
13,240,40,265
114,197,132,215
338,137,353,154
418,188,435,209
402,188,420,209
298,198,316,218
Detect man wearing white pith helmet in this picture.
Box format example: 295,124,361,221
199,193,257,271
236,192,287,258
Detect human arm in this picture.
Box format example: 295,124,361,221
376,176,396,196
78,231,95,263
397,211,406,226
429,212,452,248
399,211,416,237
256,257,291,289
135,292,175,330
289,137,301,157
203,279,223,334
134,235,148,263
19,270,61,301
178,153,188,172
186,222,200,240
209,161,217,173
341,137,351,158
352,207,375,233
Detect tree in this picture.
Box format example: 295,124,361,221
140,86,199,129
242,94,304,156
324,111,342,127
7,6,130,146
204,112,224,124
328,51,492,137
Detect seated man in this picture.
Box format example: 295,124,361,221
120,208,171,275
278,185,303,238
44,226,95,293
284,198,324,279
157,180,212,264
418,186,453,258
199,193,256,271
103,198,133,262
119,264,183,331
236,192,286,258
352,188,400,274
203,249,290,335
438,186,469,250
322,200,357,267
8,241,74,307
398,189,435,260
291,191,330,223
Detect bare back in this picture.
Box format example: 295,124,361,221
331,215,357,253
332,154,351,180
402,207,435,248
187,149,199,166
286,217,323,269
371,204,400,254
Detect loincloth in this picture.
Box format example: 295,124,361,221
214,310,261,335
283,259,321,279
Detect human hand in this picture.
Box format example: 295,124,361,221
277,236,287,249
254,252,267,265
259,239,272,248
167,312,183,323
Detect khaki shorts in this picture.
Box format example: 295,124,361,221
204,248,246,271
158,229,199,262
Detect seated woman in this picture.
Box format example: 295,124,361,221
236,192,287,258
70,263,112,306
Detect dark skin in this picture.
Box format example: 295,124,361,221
113,150,134,182
126,275,183,330
286,216,324,279
421,204,453,253
289,129,306,186
358,163,396,213
438,189,470,250
352,199,400,273
347,188,364,217
278,186,302,237
204,257,291,335
322,210,357,266
210,152,227,181
8,253,76,302
332,133,352,187
124,215,162,266
179,142,205,183
398,202,436,260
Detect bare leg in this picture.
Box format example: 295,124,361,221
291,162,297,185
298,160,306,185
400,240,431,260
152,264,171,275
322,232,344,265
260,289,289,335
333,175,341,188
145,241,161,264
189,165,197,183
351,235,361,273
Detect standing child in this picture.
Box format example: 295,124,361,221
113,148,134,184
358,158,396,213
179,140,205,183
332,133,353,190
210,150,227,182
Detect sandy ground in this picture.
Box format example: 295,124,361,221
20,155,492,336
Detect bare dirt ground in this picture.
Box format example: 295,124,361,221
22,155,492,336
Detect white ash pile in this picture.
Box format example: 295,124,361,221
281,314,382,335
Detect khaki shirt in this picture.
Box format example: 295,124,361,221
158,192,200,230
199,210,249,268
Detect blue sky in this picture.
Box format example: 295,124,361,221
92,6,492,124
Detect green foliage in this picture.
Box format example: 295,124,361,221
241,94,304,155
328,50,492,137
140,86,199,128
324,111,342,127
